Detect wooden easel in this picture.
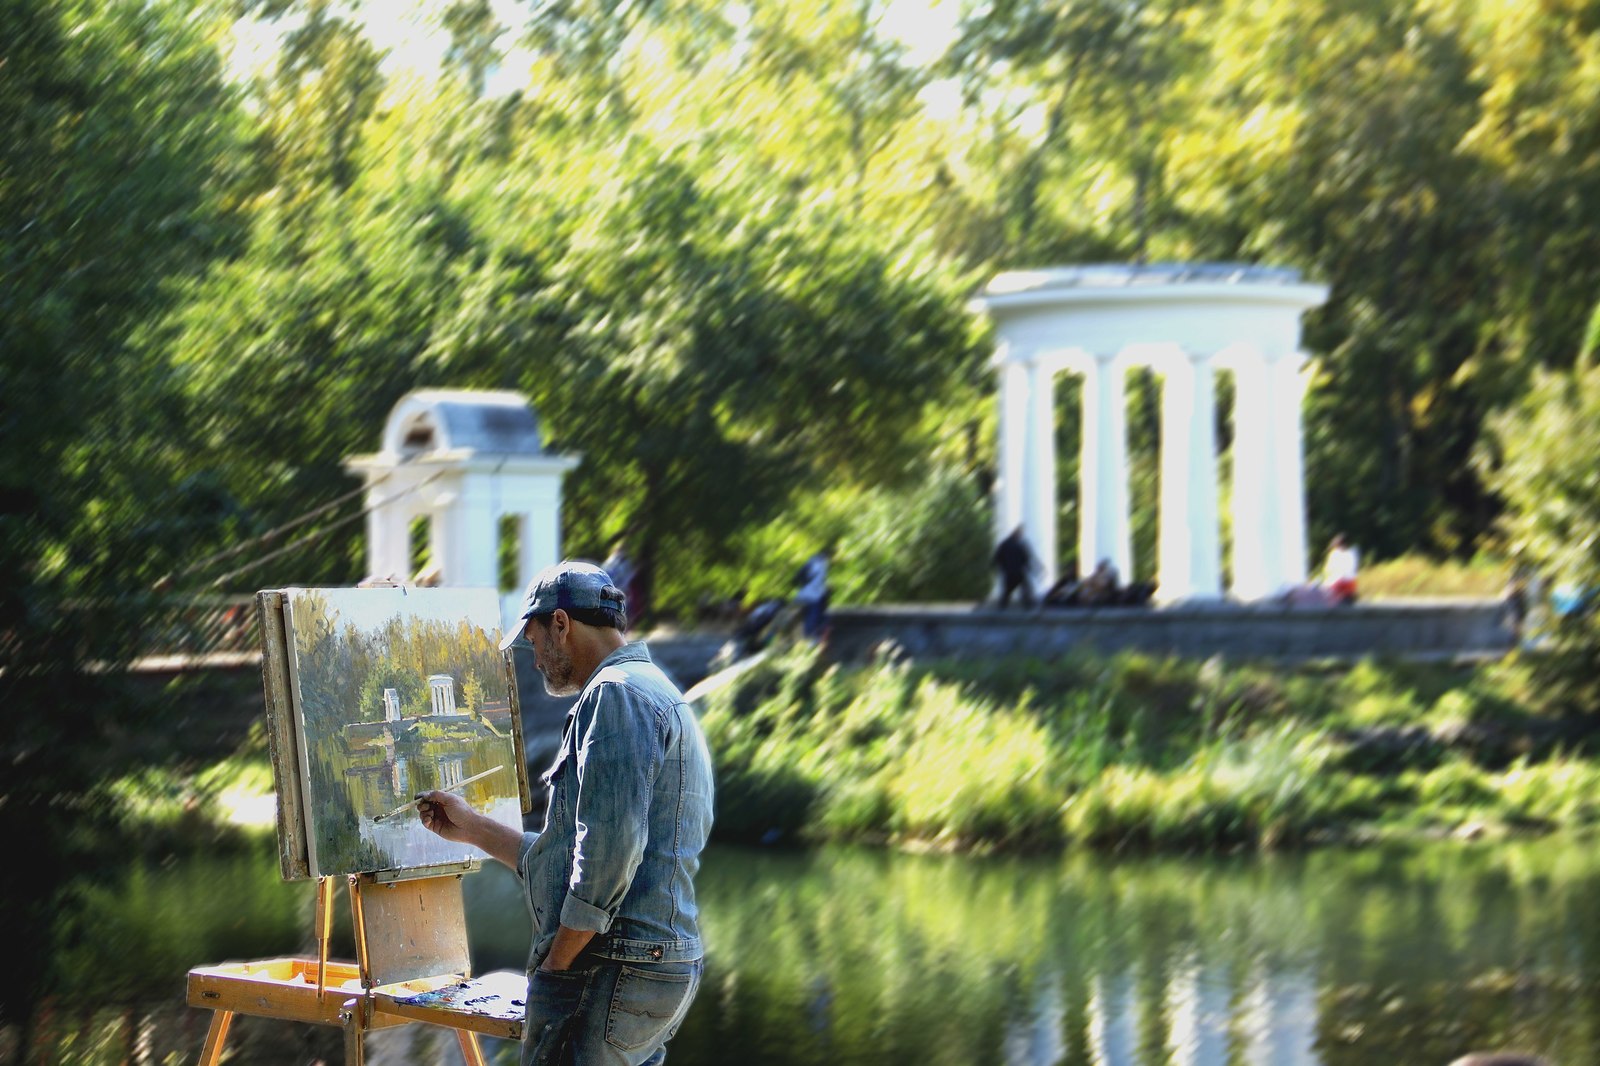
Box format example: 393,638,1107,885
187,866,523,1064
186,590,534,1063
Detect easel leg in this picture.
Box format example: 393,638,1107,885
197,1010,233,1066
343,1021,365,1066
456,1030,488,1066
316,875,335,1002
339,998,367,1066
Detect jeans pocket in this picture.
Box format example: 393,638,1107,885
604,964,698,1053
523,967,591,1066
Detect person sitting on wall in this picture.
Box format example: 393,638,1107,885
794,545,834,640
1322,533,1359,604
1119,579,1158,606
1043,563,1082,607
1282,582,1334,607
1078,558,1121,606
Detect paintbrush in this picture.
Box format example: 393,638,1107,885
372,764,505,822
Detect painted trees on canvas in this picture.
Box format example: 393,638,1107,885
285,588,521,876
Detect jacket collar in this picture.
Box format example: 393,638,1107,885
594,640,652,672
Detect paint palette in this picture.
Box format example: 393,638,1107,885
376,969,528,1038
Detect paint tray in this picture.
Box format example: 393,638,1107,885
372,969,527,1040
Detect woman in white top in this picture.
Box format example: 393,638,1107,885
1323,533,1359,604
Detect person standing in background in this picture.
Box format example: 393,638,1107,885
794,546,833,640
992,526,1040,609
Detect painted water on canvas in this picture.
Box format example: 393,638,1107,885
283,587,523,878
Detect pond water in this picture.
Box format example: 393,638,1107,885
8,837,1600,1064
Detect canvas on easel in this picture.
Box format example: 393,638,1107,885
279,586,526,878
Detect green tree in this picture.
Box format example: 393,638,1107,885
441,0,505,98
1486,341,1600,710
946,0,1200,260
244,0,386,203
0,0,246,1023
1,0,245,739
1201,0,1505,558
834,463,994,603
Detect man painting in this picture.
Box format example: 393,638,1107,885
416,560,715,1065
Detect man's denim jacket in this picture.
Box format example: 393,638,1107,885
517,642,714,969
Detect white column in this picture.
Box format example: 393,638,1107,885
1271,353,1310,586
995,353,1030,543
503,484,567,629
1079,350,1131,582
1023,358,1058,589
1157,347,1221,600
531,488,563,573
432,476,498,589
364,475,404,582
1229,347,1281,599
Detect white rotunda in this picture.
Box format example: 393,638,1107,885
972,264,1330,602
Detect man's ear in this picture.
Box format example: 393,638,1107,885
548,608,570,640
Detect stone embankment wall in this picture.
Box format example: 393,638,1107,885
826,599,1515,664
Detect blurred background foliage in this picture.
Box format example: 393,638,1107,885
11,0,1600,790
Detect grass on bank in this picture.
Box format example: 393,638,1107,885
700,644,1600,853
1354,553,1509,599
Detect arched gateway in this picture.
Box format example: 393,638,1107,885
972,264,1329,602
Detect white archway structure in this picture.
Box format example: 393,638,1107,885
972,265,1329,602
344,389,580,628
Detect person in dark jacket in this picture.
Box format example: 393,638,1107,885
993,526,1040,609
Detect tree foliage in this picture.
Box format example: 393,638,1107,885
1,0,246,765
14,0,1600,664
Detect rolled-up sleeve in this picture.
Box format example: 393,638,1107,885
558,683,662,933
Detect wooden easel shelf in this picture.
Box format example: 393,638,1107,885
187,958,526,1041
187,958,404,1029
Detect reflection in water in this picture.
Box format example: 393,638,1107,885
1089,971,1138,1065
1007,968,1064,1066
10,838,1600,1063
664,843,1600,1065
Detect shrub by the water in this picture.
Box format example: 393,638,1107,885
697,645,1599,853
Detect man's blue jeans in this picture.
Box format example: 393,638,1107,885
521,958,702,1066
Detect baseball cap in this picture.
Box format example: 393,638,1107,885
498,560,627,651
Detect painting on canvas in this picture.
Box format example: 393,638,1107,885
282,586,522,878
